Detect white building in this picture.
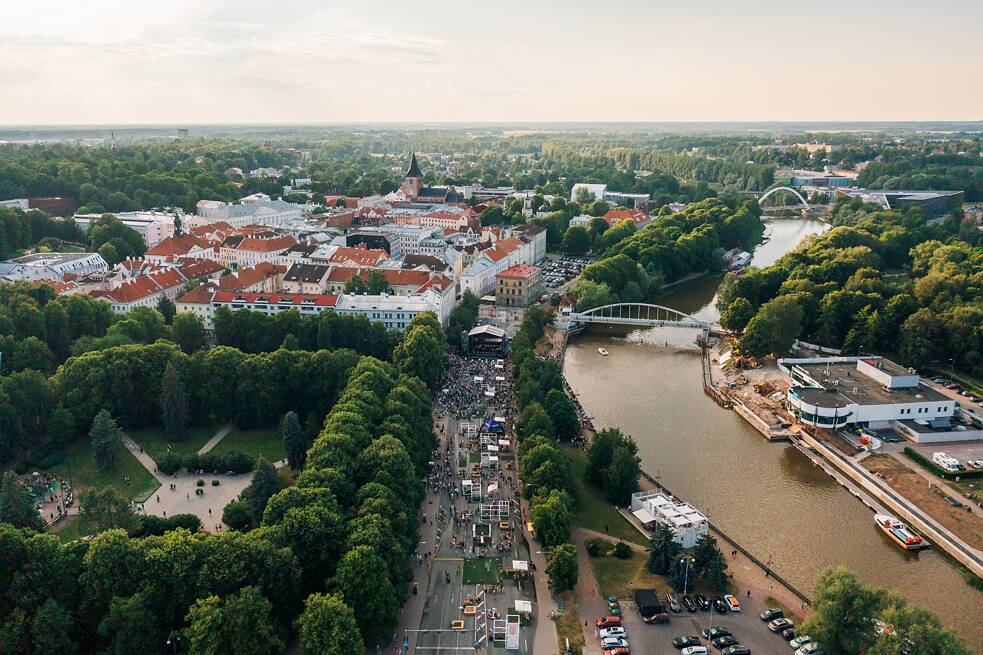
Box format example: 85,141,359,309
0,252,108,282
73,211,178,247
781,356,971,443
569,183,607,203
191,197,304,229
631,491,709,548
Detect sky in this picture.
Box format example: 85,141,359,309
2,0,982,124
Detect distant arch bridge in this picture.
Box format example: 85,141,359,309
563,303,718,331
757,186,810,210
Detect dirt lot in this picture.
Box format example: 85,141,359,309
862,454,983,550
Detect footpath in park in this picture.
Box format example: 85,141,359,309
121,424,284,533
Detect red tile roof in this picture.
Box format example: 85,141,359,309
604,209,649,226
498,264,540,279
145,234,212,259
176,284,216,305
178,258,225,279
212,292,339,307
328,247,388,267
232,235,296,252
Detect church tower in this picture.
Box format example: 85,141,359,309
402,152,424,198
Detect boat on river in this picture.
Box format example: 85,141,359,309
598,348,609,356
875,514,924,550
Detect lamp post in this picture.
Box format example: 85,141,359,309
679,556,695,595
166,630,181,655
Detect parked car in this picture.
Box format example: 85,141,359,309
789,636,812,649
702,627,732,640
760,608,784,621
712,635,739,649
712,597,728,613
597,616,622,629
769,618,795,633
722,647,751,655
681,648,708,655
795,643,820,655
682,595,698,612
679,646,710,655
781,628,796,641
599,628,627,639
673,635,702,648
666,593,683,613
601,637,629,650
694,594,711,611
723,594,741,612
603,649,630,655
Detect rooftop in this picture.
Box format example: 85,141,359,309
498,264,540,279
7,252,99,265
792,360,950,408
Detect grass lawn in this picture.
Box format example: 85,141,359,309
50,515,100,544
44,442,160,503
554,590,586,654
764,595,803,623
564,446,648,547
127,423,222,463
462,556,500,585
589,550,670,599
210,426,287,463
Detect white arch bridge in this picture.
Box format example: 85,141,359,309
757,186,810,210
563,303,719,331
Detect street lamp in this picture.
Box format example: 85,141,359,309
166,630,181,655
679,556,695,595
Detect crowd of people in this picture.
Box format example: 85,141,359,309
436,352,515,420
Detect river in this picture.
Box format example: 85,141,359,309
563,219,983,644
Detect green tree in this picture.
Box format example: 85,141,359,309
31,599,76,655
739,295,804,356
281,411,306,469
563,226,591,254
545,543,579,592
245,457,284,521
172,312,206,354
80,487,139,532
530,489,573,548
156,296,176,324
98,593,161,655
574,279,615,311
90,409,121,470
517,402,553,439
720,297,755,331
800,567,887,655
160,362,189,441
297,592,363,655
333,545,398,641
647,522,681,575
869,599,970,655
543,389,579,440
0,471,43,530
184,586,283,655
604,444,640,505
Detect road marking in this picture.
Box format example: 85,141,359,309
433,556,464,561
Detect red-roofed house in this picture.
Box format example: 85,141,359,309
603,208,652,228
496,264,543,307
219,234,297,269
328,246,389,268
145,234,216,264
323,268,453,297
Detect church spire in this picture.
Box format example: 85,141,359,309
405,152,423,178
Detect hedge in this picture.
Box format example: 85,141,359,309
903,447,983,480
157,450,255,475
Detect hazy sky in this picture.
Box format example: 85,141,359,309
2,0,981,124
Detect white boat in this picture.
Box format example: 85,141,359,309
874,514,924,550
598,348,609,356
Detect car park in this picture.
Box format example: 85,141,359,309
673,635,701,648
789,636,812,649
769,618,794,633
681,647,709,655
694,594,711,611
682,595,698,612
759,608,783,621
723,594,741,612
712,597,728,613
599,627,627,639
712,635,739,649
722,647,751,655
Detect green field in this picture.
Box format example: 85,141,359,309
462,556,501,585
210,427,287,463
563,446,648,547
45,442,160,503
127,423,223,462
589,550,670,599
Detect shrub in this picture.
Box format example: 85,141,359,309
157,453,182,475
136,513,202,536
196,479,205,487
211,479,220,486
587,540,603,557
613,541,632,559
222,499,254,531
